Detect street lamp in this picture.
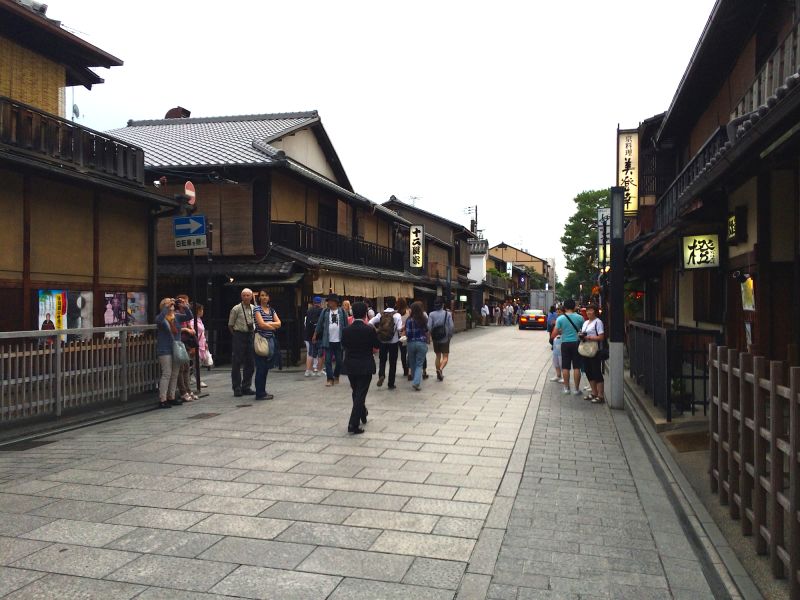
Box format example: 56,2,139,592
608,186,625,410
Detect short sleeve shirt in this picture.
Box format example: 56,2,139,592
581,318,604,338
556,313,585,343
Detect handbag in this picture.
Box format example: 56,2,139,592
254,334,271,357
564,314,599,358
201,351,214,368
173,340,190,365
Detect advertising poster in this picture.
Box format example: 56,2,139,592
126,292,147,325
104,292,129,327
66,291,93,334
38,290,93,341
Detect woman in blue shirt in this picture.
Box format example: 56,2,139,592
155,297,193,408
405,301,430,391
253,290,281,400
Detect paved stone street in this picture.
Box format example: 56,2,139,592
0,327,717,599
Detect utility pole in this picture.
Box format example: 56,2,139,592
608,186,625,410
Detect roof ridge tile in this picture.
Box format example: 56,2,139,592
126,110,318,127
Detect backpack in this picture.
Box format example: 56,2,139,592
376,312,396,342
430,310,449,342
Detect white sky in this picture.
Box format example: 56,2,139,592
56,0,717,278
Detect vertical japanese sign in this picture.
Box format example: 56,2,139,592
617,129,639,216
682,234,720,269
410,225,425,268
597,207,610,267
506,261,513,277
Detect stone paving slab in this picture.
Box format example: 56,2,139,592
0,327,731,599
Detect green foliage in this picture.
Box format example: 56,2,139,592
560,189,610,299
525,268,547,290
486,267,510,280
560,271,583,300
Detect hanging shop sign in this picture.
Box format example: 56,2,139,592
617,129,639,216
682,234,720,269
597,207,611,266
506,261,513,277
726,206,747,245
410,225,425,268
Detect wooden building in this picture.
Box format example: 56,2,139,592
109,111,426,363
0,0,179,333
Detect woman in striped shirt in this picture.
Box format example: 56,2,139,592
254,290,281,400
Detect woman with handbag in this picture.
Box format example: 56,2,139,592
155,297,193,409
579,304,605,404
253,290,281,400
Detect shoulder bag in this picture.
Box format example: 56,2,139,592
571,317,599,358
253,308,272,357
173,340,190,365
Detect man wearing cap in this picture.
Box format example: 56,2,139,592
304,296,324,377
227,288,255,397
312,294,348,387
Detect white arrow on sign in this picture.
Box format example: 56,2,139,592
175,218,204,234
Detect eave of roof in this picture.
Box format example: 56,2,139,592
656,0,764,142
383,197,471,235
0,0,121,88
126,111,319,128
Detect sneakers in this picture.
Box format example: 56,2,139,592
314,370,322,377
549,376,561,382
304,370,312,377
572,390,582,396
412,384,421,391
562,388,571,395
200,381,208,388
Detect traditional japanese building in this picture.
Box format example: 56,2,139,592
109,110,425,362
0,0,179,333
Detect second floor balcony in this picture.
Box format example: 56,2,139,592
271,221,404,271
0,97,145,186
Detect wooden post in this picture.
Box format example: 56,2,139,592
754,356,767,554
789,366,800,596
710,343,719,494
769,361,785,578
728,348,740,519
719,346,729,505
740,353,754,535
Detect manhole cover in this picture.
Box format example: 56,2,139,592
485,388,535,396
0,439,57,451
236,404,253,408
187,412,220,420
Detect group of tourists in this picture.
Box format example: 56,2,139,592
479,301,526,326
222,290,454,434
548,298,606,404
155,294,210,409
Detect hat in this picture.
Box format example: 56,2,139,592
313,296,322,304
326,293,340,302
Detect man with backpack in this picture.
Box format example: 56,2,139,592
369,296,403,390
428,297,454,381
304,296,323,377
312,294,348,387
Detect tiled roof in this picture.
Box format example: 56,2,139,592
469,239,488,254
157,256,294,277
107,112,319,168
313,256,425,283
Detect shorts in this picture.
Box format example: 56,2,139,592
433,340,450,354
561,341,581,370
305,340,320,359
583,355,604,382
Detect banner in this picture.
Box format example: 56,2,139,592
617,129,639,215
410,225,425,268
682,234,720,270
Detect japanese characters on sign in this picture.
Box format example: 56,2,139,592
617,130,639,216
682,234,720,270
726,206,747,245
410,225,425,268
597,207,611,267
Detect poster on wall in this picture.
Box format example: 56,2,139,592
741,277,755,311
38,290,93,341
103,293,129,327
126,292,147,325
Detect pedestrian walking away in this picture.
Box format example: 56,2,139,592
313,294,348,386
580,304,605,404
304,296,323,377
370,296,403,390
341,301,379,434
194,302,210,388
253,290,280,400
428,297,454,381
549,306,565,382
395,297,410,378
405,301,430,391
228,288,256,397
480,302,489,326
155,297,193,409
552,298,584,395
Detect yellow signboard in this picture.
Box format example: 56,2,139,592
682,234,720,270
410,225,425,268
617,130,639,215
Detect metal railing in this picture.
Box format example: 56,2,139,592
0,96,145,185
709,345,800,596
731,20,800,120
0,325,157,423
271,221,403,270
654,127,729,231
628,321,721,421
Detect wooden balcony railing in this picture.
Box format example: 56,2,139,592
484,272,509,290
0,96,145,185
271,221,404,271
654,127,729,231
731,20,800,120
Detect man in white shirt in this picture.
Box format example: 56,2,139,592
369,296,403,390
480,303,489,326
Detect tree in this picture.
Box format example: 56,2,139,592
560,188,610,299
525,267,547,290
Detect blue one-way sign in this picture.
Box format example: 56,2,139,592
173,215,207,250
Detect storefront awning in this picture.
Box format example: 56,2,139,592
313,272,413,299
414,286,437,295
224,273,304,288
